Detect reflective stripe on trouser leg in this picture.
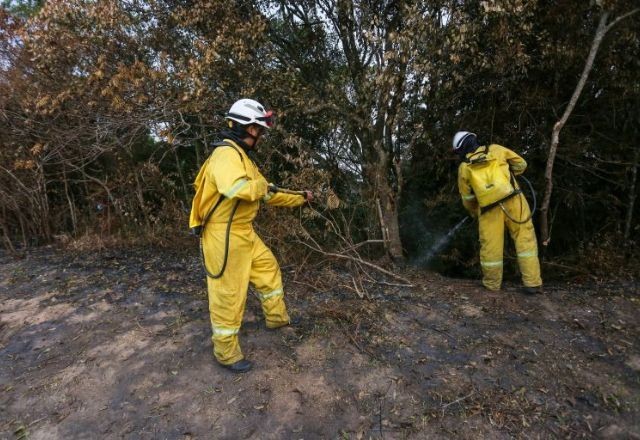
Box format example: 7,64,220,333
259,288,284,301
503,195,542,287
478,206,505,291
250,236,290,328
204,224,252,365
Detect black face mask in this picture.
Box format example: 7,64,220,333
220,128,253,150
457,136,481,159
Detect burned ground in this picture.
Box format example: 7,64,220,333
1,247,639,439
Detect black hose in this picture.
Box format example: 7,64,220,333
268,184,306,197
499,175,537,224
196,142,249,279
199,197,241,279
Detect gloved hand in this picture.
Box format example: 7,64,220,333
303,190,314,202
190,226,202,237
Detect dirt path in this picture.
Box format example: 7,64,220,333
1,247,639,439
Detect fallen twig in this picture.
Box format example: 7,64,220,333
540,261,598,280
337,321,377,359
296,206,413,287
441,391,475,416
341,239,387,255
352,276,364,298
295,239,413,285
135,319,155,336
426,325,456,343
291,279,324,293
374,280,413,288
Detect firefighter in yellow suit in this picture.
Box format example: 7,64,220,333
190,99,312,373
453,131,542,294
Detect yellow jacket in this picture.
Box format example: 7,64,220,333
189,139,305,228
457,144,527,215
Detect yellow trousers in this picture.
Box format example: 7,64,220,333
203,223,290,365
478,194,542,291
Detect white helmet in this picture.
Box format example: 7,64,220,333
225,99,274,129
452,131,476,152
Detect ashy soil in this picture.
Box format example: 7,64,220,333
1,246,639,439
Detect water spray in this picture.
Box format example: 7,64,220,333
415,216,471,267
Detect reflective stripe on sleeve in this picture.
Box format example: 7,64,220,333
462,194,476,201
223,178,249,198
262,192,274,202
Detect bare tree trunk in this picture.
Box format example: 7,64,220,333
375,197,388,245
387,157,405,261
135,174,152,231
372,164,403,260
36,162,51,242
63,168,78,236
540,8,640,246
0,215,17,255
624,147,638,242
382,196,403,260
197,115,207,165
173,146,189,200
19,212,27,249
364,129,404,261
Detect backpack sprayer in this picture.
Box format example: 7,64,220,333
462,147,537,224
476,173,537,224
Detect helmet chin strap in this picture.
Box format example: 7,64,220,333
220,126,256,150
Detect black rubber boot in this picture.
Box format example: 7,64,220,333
266,316,301,331
522,286,543,295
219,359,253,373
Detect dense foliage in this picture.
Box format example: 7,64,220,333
1,0,638,276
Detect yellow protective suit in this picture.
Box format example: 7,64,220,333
189,139,306,365
457,144,542,291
